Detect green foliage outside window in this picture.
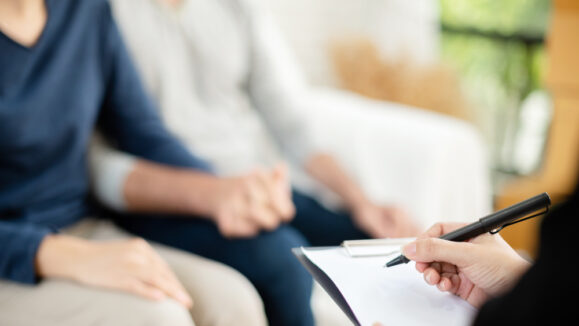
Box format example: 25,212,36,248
439,0,552,175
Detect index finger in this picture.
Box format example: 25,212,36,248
419,222,469,240
145,249,193,308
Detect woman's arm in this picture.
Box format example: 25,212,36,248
0,222,51,284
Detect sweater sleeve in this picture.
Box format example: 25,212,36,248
0,222,51,284
89,133,137,211
243,1,322,165
96,2,212,172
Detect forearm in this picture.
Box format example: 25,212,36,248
123,159,221,217
305,153,370,209
307,154,420,238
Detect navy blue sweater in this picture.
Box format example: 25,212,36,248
0,0,211,284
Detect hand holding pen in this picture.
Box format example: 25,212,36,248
400,222,531,308
386,192,551,267
370,226,531,326
384,192,551,308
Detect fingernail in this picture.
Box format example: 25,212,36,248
177,291,192,305
402,242,416,258
152,289,166,300
176,291,191,302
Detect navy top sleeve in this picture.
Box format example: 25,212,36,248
0,0,211,284
97,4,212,171
0,223,51,284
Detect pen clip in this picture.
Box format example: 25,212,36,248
489,206,550,235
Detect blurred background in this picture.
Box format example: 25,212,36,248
256,0,578,258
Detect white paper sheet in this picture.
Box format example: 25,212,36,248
302,246,477,326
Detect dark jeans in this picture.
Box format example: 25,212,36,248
113,190,368,326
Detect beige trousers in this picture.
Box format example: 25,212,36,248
0,219,267,326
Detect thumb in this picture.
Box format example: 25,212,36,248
270,163,295,220
272,162,289,184
272,163,291,199
403,238,475,267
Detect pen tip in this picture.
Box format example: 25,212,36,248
385,255,409,268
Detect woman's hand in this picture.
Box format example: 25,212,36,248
36,235,193,308
402,222,531,308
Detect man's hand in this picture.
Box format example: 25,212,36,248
116,158,294,238
305,153,418,239
352,201,420,239
209,163,295,238
402,222,531,308
36,235,193,308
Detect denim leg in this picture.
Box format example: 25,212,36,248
114,216,314,326
290,190,370,246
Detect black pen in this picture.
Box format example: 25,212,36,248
385,192,552,268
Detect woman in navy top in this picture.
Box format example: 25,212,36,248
0,0,304,325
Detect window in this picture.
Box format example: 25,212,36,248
439,0,552,180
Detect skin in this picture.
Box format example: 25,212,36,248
0,0,47,48
1,0,418,308
306,153,419,238
122,154,419,239
404,222,531,308
128,0,421,240
373,222,531,326
0,0,193,308
36,236,193,307
122,160,295,238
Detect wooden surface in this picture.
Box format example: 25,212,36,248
546,1,579,92
497,0,579,258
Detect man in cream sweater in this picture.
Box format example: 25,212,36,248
91,0,420,325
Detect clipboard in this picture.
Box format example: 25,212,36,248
293,241,477,326
292,238,414,326
293,238,412,325
292,247,361,326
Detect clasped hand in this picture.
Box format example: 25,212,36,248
209,164,295,238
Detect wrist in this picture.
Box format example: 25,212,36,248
36,234,91,280
348,193,373,214
509,255,532,282
306,153,370,210
181,172,224,219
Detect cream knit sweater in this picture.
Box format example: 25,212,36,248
91,0,320,209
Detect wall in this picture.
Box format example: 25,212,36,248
254,0,440,86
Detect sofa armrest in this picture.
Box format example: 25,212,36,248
296,88,492,230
